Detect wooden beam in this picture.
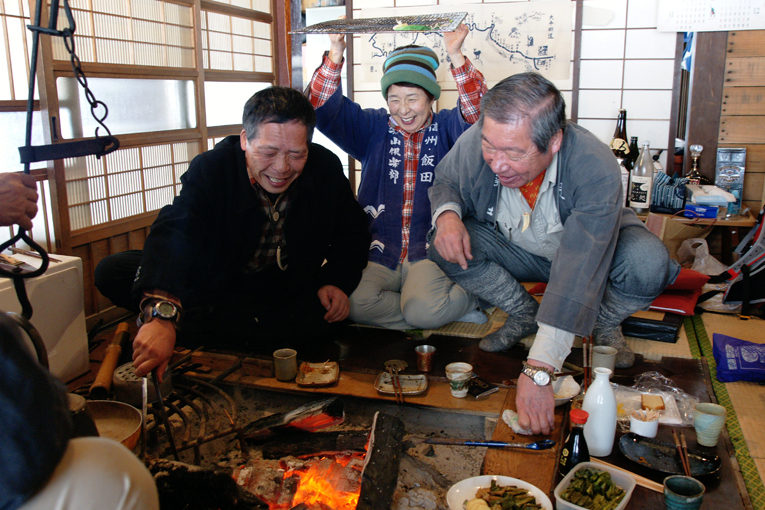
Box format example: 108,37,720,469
721,86,765,116
51,61,200,79
719,116,765,144
199,0,272,23
69,213,157,247
726,31,765,57
724,57,765,87
684,31,728,182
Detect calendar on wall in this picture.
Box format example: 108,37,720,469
658,0,765,32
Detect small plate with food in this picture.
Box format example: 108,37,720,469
295,361,340,387
446,475,552,510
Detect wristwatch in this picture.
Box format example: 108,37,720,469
521,361,556,387
139,300,180,327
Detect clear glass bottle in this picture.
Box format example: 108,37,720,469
559,408,590,476
629,141,654,214
582,367,617,457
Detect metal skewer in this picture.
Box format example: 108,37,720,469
152,368,180,461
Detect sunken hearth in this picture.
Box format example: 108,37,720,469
142,376,493,510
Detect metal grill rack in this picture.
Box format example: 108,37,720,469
290,12,467,34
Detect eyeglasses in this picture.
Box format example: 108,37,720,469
482,143,540,163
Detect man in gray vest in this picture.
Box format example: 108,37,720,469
428,73,680,434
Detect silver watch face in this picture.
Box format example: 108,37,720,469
155,301,176,319
533,370,551,386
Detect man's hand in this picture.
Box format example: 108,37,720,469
327,17,347,64
0,173,38,230
516,359,556,434
318,285,349,323
132,319,177,382
433,211,472,270
444,23,469,68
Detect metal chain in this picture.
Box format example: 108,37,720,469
59,4,113,139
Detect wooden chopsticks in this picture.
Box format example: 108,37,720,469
582,335,593,392
672,429,692,476
590,458,664,493
387,366,404,404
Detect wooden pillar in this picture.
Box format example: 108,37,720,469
684,31,728,182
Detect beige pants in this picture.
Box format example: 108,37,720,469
20,437,159,510
349,259,477,330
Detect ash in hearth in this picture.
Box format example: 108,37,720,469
145,384,492,510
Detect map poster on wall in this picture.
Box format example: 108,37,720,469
658,0,765,32
356,1,573,88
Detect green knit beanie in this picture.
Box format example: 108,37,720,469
380,45,441,100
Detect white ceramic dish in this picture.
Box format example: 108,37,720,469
553,461,636,510
374,372,428,395
446,475,553,510
554,376,580,407
295,361,340,387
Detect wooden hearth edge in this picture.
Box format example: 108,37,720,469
171,348,508,417
482,387,567,496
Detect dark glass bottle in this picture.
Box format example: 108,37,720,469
627,136,639,171
610,110,630,206
610,109,629,160
559,408,590,476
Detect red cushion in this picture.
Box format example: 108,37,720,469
665,268,710,291
649,288,703,316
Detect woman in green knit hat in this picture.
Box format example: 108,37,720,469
307,23,488,331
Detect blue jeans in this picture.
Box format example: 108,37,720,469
428,217,681,329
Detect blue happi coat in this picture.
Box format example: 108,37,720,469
315,86,471,269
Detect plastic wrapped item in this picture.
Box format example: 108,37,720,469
677,238,728,275
612,372,698,432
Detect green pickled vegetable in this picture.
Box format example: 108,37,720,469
560,468,626,510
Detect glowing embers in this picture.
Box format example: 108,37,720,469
284,453,364,509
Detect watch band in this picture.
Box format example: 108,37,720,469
522,361,556,386
137,299,181,328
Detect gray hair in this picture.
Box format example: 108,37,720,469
242,86,316,143
479,72,566,153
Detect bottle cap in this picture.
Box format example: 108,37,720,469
570,408,589,424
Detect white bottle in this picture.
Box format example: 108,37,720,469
629,141,654,214
582,367,617,457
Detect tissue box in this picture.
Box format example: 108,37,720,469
684,204,718,218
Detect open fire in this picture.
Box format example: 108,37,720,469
234,450,366,509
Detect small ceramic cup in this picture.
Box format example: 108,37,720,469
664,475,705,510
693,402,727,447
273,348,298,382
629,413,659,438
445,362,473,398
591,346,618,379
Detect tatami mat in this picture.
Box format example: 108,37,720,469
702,314,765,460
688,313,765,509
423,307,507,339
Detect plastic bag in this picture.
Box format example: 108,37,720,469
713,333,765,383
612,372,698,431
677,238,728,275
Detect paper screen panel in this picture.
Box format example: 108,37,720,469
64,141,198,230
201,10,272,72
50,0,196,68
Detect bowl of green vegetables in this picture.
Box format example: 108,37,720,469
553,463,636,510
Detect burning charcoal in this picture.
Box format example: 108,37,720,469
149,459,267,509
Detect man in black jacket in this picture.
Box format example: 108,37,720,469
96,87,370,380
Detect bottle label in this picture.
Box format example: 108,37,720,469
610,138,629,154
629,175,652,207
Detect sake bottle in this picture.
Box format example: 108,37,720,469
582,367,617,457
627,136,639,171
610,110,630,206
629,141,654,214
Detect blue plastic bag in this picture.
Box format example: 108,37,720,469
713,333,765,383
